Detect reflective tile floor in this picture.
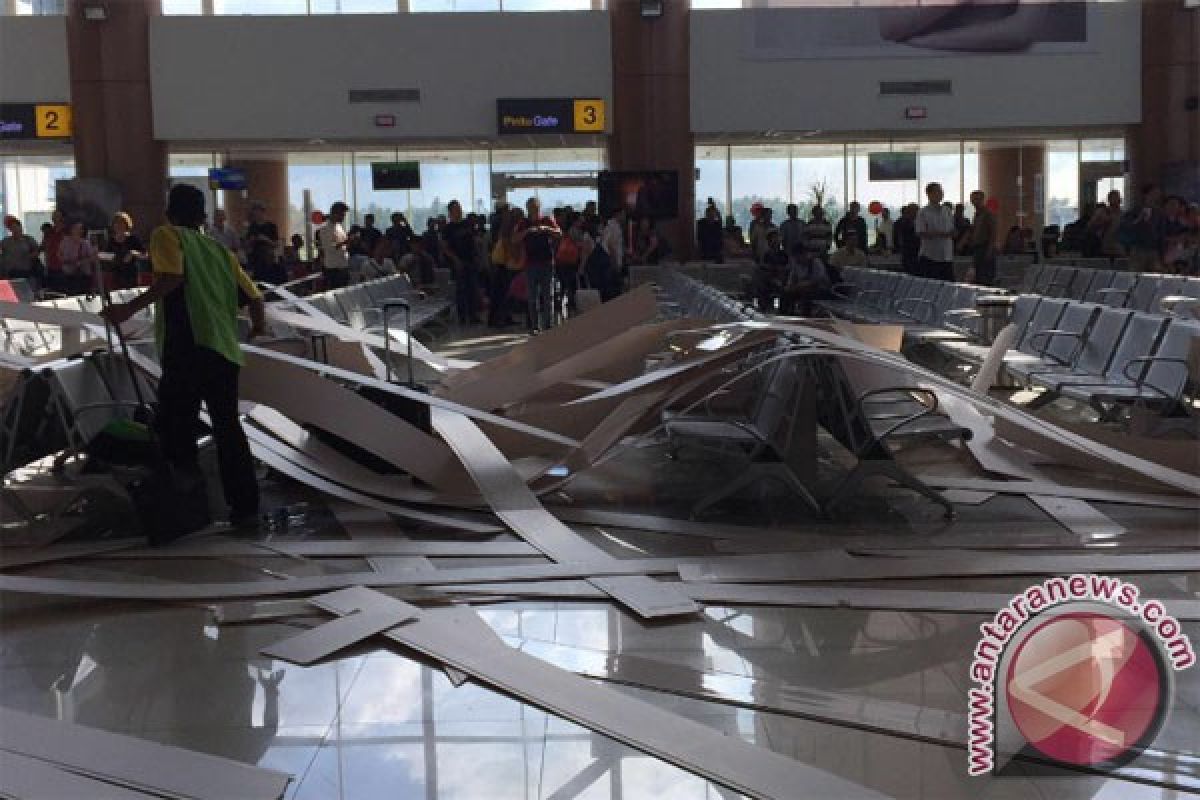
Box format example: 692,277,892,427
2,326,1199,799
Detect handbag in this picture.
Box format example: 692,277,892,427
556,236,579,266
490,238,507,265
509,270,528,302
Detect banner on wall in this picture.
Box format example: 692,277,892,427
744,1,1090,60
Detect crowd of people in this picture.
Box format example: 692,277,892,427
702,181,1200,315
312,198,645,334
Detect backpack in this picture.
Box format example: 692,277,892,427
556,236,580,266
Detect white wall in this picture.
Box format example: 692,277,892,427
0,16,69,103
150,13,612,142
691,4,1141,135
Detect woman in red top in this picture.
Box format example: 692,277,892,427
40,210,66,295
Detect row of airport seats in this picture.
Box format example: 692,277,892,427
821,268,1002,343
989,298,1197,416
285,275,452,340
659,269,760,323
656,269,969,518
0,289,145,360
1018,263,1200,314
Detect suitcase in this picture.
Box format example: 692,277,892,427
374,297,432,434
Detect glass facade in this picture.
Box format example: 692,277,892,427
0,152,75,231
697,137,1122,246
163,148,603,238
161,0,601,15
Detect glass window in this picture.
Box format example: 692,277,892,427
311,0,401,11
0,152,75,232
161,0,204,14
287,152,352,237
1081,138,1125,163
691,0,742,7
168,153,217,177
918,141,963,204
1044,140,1079,231
962,141,981,196
730,145,789,231
501,0,592,9
405,151,474,231
11,0,65,15
214,0,308,12
851,143,919,240
695,145,729,220
791,142,845,224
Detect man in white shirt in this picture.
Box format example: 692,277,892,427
320,201,350,289
915,182,956,281
600,209,625,274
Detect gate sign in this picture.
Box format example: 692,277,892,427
0,104,72,140
497,98,605,135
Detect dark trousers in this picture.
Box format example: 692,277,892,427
488,267,513,325
779,285,820,316
919,256,954,282
556,264,579,314
973,249,996,286
454,264,479,324
323,268,349,290
157,346,259,518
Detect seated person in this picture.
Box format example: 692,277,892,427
723,216,749,259
751,230,789,313
399,237,437,288
779,244,830,317
829,231,868,271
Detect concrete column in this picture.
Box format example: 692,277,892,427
221,155,290,235
608,0,695,260
66,0,167,239
1127,1,1199,197
979,143,1045,246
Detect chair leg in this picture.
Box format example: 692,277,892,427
691,468,759,519
764,467,824,517
824,465,867,516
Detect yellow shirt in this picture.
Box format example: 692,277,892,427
149,226,262,300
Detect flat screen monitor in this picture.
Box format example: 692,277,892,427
868,152,918,182
597,170,678,219
371,161,421,191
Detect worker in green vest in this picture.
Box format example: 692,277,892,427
102,184,267,528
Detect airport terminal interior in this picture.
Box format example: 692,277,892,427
0,1,1199,798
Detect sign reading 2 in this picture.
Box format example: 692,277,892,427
35,105,72,139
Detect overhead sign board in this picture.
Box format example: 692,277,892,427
497,98,606,135
0,103,72,140
208,167,248,191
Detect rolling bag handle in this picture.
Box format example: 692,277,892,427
381,297,413,387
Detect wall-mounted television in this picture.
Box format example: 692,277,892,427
597,170,679,219
868,152,918,182
371,161,421,191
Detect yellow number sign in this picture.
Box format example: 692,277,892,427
35,104,72,139
572,99,605,133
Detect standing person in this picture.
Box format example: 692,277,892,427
1124,183,1166,272
916,183,956,281
1101,189,1125,256
749,207,776,264
555,213,587,317
243,203,283,286
968,191,997,286
514,198,561,334
779,204,806,262
633,217,670,265
104,212,146,289
487,208,514,328
894,203,920,275
319,202,350,289
876,207,894,253
41,209,66,294
834,201,867,252
1,216,42,287
207,209,242,259
100,184,267,533
441,200,481,326
598,208,626,300
58,220,98,295
803,205,834,258
696,205,724,263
